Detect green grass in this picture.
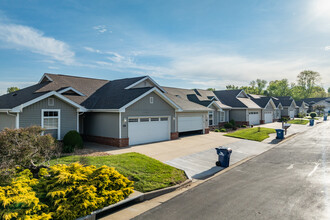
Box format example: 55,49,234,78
50,153,187,193
224,127,276,142
288,119,309,125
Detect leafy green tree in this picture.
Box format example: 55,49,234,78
256,79,267,94
267,79,291,97
7,87,19,93
207,88,215,91
328,87,330,94
310,86,327,98
314,105,325,115
226,85,239,90
297,70,321,98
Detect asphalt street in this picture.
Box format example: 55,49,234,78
134,121,330,220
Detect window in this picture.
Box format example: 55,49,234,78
209,111,214,125
42,110,59,130
160,117,168,121
150,97,154,104
48,98,54,106
140,118,149,122
220,111,225,122
128,118,138,122
151,118,159,121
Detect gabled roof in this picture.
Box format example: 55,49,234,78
274,96,295,107
213,90,260,109
162,87,213,111
0,74,178,112
300,97,329,105
248,94,275,109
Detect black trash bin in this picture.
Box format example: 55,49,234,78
215,147,232,167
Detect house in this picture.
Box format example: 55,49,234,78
0,73,184,147
300,97,330,114
213,90,262,126
275,96,297,118
248,94,276,124
163,87,231,131
271,97,283,121
294,100,309,116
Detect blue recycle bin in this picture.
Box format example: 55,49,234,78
324,115,328,121
310,119,315,126
275,129,284,139
215,147,232,168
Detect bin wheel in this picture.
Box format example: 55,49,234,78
216,161,221,166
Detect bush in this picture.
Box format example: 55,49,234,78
242,125,247,128
224,123,233,129
0,170,52,220
214,129,220,132
62,130,83,153
310,112,317,119
297,113,304,118
220,128,227,132
0,163,134,220
232,126,237,130
229,119,236,126
0,126,59,181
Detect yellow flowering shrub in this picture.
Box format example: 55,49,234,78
0,163,134,220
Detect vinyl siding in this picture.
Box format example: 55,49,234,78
261,102,274,120
83,112,119,138
19,96,77,139
229,109,247,121
0,112,16,130
121,92,176,138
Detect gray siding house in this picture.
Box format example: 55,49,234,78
275,96,297,118
213,90,262,126
295,101,309,116
248,94,276,124
0,74,182,147
301,97,330,114
271,98,283,121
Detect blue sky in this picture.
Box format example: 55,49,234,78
0,0,330,94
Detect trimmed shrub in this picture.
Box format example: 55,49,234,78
62,130,83,153
232,126,237,130
224,123,233,129
242,125,247,128
310,112,317,119
220,128,227,132
297,113,304,118
214,129,220,132
229,119,236,126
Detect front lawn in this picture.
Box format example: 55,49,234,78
288,119,309,125
224,127,276,142
50,152,187,192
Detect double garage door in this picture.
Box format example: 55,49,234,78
289,110,295,118
178,116,203,132
128,116,170,146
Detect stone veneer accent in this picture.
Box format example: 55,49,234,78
83,135,129,147
260,120,265,124
171,132,179,140
204,128,210,134
234,121,249,126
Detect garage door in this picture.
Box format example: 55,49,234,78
289,110,294,118
128,117,170,146
178,116,203,132
249,111,260,125
264,111,273,123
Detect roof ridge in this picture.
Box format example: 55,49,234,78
44,73,109,81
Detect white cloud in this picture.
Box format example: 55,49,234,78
0,22,75,64
93,25,108,33
84,46,101,53
325,46,330,51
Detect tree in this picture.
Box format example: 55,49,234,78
226,85,239,90
297,70,321,98
267,79,291,97
207,88,215,91
0,126,60,180
314,105,325,115
7,87,19,93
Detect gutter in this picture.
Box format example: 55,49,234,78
6,111,16,117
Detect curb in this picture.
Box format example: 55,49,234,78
77,170,192,220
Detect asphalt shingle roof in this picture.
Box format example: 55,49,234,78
213,90,260,109
248,94,271,108
274,96,294,107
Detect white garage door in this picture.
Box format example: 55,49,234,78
128,117,170,146
249,111,260,125
289,110,294,118
264,111,273,123
178,116,203,132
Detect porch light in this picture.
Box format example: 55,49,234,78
123,118,127,123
